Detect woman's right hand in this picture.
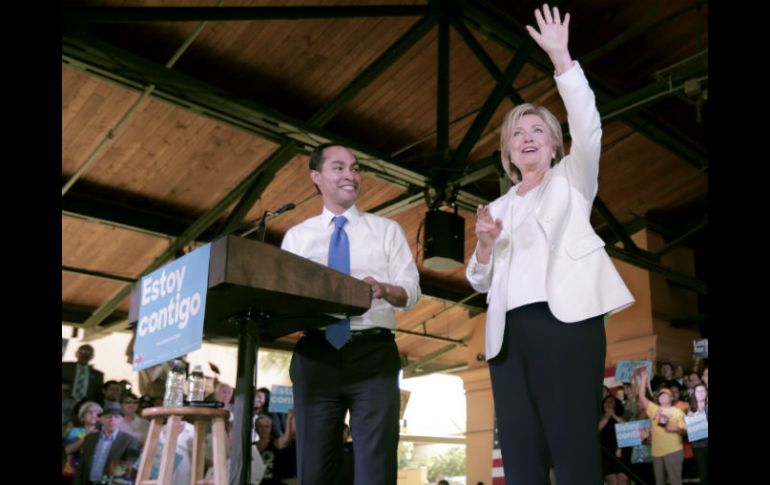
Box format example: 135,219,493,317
526,4,573,75
475,204,502,262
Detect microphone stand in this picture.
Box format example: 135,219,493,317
255,210,269,242
225,201,292,484
238,211,269,241
239,203,295,241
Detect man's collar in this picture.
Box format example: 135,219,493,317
321,205,361,227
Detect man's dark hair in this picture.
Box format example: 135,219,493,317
309,142,344,171
103,380,120,390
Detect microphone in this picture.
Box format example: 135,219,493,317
267,203,296,216
241,202,296,240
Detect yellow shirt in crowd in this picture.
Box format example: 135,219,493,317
645,402,686,457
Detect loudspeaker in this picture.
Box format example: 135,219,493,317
423,210,464,271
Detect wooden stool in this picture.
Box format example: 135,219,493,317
136,406,230,485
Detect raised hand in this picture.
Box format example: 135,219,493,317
475,204,503,249
525,4,573,74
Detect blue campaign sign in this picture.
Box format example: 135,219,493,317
614,419,651,448
685,412,708,441
132,244,211,371
614,360,653,383
270,385,294,413
693,339,708,358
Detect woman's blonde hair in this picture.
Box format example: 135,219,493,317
500,103,565,183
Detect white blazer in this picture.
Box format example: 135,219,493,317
466,62,635,361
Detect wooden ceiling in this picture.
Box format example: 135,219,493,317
61,0,709,375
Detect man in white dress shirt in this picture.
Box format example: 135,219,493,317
281,143,420,485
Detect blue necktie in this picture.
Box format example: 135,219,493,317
326,216,351,349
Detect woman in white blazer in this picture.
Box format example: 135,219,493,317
465,5,634,484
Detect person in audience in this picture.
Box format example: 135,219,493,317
701,366,708,388
154,417,195,485
118,379,133,396
209,382,234,410
137,394,155,415
598,395,629,485
63,344,104,403
255,387,290,442
204,417,269,483
75,405,140,485
252,387,298,479
687,383,708,485
101,380,124,409
687,370,700,390
685,371,701,396
623,370,654,485
668,382,689,413
255,414,294,485
638,369,686,485
118,393,150,444
621,381,637,422
650,362,675,391
668,381,695,480
63,401,102,485
614,385,625,403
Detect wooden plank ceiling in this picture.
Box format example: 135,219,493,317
62,0,708,375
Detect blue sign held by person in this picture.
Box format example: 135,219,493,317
685,412,708,441
614,360,653,384
132,244,211,371
693,339,708,359
614,419,651,448
269,385,294,413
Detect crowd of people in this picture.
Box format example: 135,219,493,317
61,343,305,484
599,362,709,485
62,341,708,485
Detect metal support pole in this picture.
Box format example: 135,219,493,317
228,312,260,485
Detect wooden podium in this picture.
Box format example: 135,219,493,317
203,234,371,340
130,235,372,485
